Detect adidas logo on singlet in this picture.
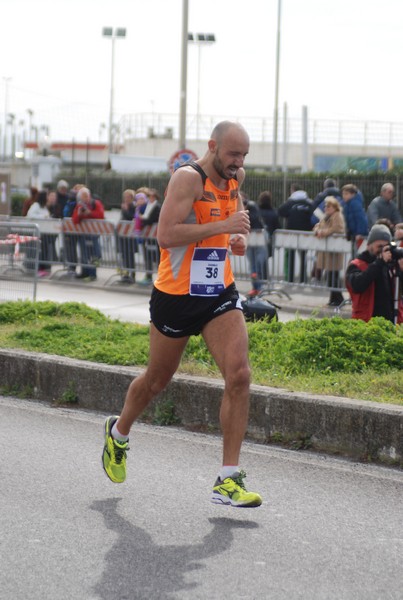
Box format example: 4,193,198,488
207,250,220,260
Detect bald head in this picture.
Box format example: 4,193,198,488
380,183,394,201
207,121,249,180
211,121,249,145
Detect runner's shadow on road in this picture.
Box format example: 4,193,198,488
90,497,259,600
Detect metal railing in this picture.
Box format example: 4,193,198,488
0,219,355,303
0,221,40,302
230,229,352,300
0,217,159,285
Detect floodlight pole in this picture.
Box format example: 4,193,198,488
102,27,127,154
179,0,189,150
188,33,216,139
272,0,281,171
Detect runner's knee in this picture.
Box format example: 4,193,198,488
225,363,251,391
145,372,173,396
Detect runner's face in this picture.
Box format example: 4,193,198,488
212,132,249,180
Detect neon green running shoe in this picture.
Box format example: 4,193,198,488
102,416,129,483
211,470,262,507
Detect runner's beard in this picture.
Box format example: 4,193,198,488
212,153,237,180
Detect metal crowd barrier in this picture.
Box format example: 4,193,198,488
61,218,117,281
0,218,354,300
0,221,40,302
229,229,353,298
0,217,161,285
115,221,159,283
271,229,352,291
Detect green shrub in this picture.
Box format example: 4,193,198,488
248,317,403,375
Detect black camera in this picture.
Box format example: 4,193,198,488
388,241,403,260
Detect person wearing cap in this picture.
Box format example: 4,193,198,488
345,224,403,323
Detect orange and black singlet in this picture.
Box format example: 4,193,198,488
154,162,240,296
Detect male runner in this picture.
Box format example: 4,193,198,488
102,120,262,507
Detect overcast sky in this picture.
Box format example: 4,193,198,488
1,0,401,143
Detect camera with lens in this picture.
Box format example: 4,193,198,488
388,241,403,260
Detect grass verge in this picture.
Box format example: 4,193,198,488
0,300,402,406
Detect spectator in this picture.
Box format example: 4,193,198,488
367,183,402,229
119,189,137,284
242,192,268,296
21,187,38,216
375,217,394,237
138,188,161,285
45,190,59,264
278,183,313,282
313,196,346,306
311,178,342,227
62,185,84,275
310,179,342,279
394,222,403,247
346,224,403,323
26,190,50,220
26,190,52,276
341,184,368,256
257,190,279,257
53,180,70,219
133,192,148,235
72,187,104,281
46,190,57,217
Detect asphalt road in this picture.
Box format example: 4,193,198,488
1,396,403,600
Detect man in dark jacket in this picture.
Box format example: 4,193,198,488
367,183,402,229
138,188,161,285
53,180,70,219
278,184,313,282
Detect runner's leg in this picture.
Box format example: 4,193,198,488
117,324,189,435
202,309,250,466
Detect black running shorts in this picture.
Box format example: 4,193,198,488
149,283,243,338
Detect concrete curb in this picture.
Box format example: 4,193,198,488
1,348,402,467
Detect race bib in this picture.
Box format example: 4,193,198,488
189,247,227,296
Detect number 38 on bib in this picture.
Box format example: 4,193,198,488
189,247,227,296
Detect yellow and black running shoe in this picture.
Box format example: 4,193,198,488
211,470,262,507
102,416,129,483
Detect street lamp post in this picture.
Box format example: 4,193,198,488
102,27,127,154
272,0,281,171
7,113,15,159
3,77,12,161
179,0,189,150
18,119,25,156
187,33,216,139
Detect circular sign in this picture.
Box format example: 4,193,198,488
168,148,198,173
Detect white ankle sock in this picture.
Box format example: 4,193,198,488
111,422,129,443
220,466,239,480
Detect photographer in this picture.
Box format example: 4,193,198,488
346,224,403,323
